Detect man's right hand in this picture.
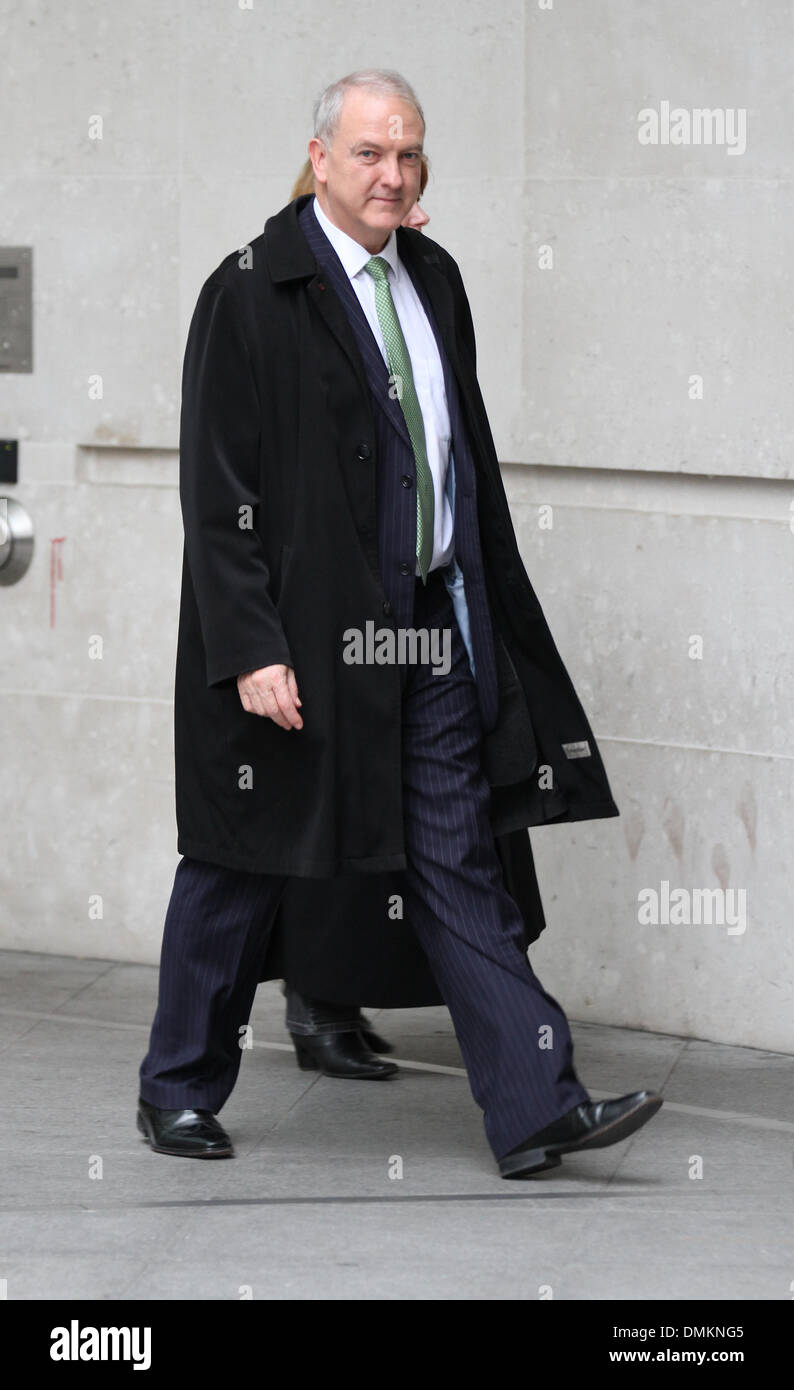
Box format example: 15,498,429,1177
236,665,303,730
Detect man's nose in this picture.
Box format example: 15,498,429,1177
379,156,403,188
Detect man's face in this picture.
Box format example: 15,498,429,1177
309,87,424,252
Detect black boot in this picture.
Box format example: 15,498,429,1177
291,1029,398,1079
284,985,397,1077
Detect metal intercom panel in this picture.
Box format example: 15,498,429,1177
0,247,33,372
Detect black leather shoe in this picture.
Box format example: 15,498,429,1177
136,1096,235,1158
499,1089,663,1178
290,1030,399,1079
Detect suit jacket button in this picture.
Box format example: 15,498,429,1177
382,600,393,616
401,474,413,488
356,442,372,460
399,561,413,576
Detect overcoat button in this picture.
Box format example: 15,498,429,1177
356,442,372,460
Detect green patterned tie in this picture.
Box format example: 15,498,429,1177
363,255,435,583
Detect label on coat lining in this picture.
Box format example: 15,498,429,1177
562,740,591,759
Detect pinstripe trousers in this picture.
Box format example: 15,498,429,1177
139,569,591,1160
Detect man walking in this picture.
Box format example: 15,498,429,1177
138,68,662,1177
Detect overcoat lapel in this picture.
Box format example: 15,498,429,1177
299,201,412,450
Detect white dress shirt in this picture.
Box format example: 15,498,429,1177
312,195,455,573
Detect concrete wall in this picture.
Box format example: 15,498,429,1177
1,1,791,1050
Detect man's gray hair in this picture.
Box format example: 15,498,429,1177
312,68,425,145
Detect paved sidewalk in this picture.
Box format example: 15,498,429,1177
0,949,791,1300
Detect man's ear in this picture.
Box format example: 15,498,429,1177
308,136,327,186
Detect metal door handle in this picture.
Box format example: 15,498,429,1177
0,496,34,584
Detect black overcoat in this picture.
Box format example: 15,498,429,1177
173,192,619,877
260,827,548,1008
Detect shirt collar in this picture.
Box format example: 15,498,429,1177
312,195,401,283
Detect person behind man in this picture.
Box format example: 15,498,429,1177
138,69,663,1178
